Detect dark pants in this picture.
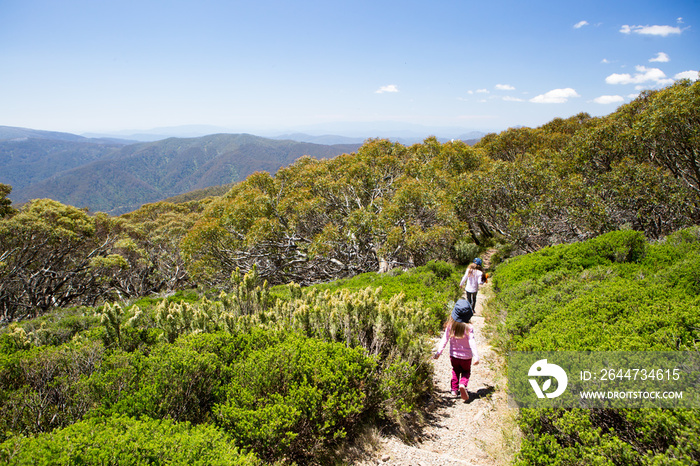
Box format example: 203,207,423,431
449,356,472,392
465,291,477,312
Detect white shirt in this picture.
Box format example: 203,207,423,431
460,269,484,293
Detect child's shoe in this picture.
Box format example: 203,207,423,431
451,390,459,397
459,384,469,401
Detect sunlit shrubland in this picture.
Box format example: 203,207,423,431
492,227,700,464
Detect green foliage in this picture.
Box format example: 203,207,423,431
108,200,208,295
98,302,125,348
1,307,100,349
494,230,647,290
108,339,227,423
0,339,104,440
215,333,376,462
632,79,700,197
228,265,272,314
0,197,206,320
182,137,473,288
453,239,481,265
0,183,16,219
466,86,699,251
476,126,544,162
0,263,444,462
495,227,700,463
515,408,700,466
425,259,455,280
0,415,259,465
4,81,700,464
0,199,104,319
309,261,460,331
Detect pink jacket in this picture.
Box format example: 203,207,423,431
435,325,479,361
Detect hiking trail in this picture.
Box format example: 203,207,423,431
353,252,519,466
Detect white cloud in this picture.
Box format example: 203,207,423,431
375,84,399,94
649,52,670,63
605,66,673,86
530,88,580,104
475,88,489,94
502,96,524,102
620,24,682,36
495,84,515,91
675,70,700,81
593,95,625,104
574,20,589,29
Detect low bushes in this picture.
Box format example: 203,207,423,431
493,228,700,464
0,415,259,465
215,334,377,463
493,230,647,290
0,262,457,464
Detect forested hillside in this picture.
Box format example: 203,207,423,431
1,131,360,215
0,138,126,190
0,79,699,464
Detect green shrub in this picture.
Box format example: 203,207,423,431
215,333,376,463
0,415,259,465
378,357,432,422
93,336,227,424
426,260,455,280
587,229,647,264
0,340,104,440
5,306,100,348
453,239,481,265
84,348,145,418
515,408,700,465
309,262,460,324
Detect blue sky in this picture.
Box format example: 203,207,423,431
1,0,698,137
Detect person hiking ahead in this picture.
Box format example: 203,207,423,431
459,258,487,313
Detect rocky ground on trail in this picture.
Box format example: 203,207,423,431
352,256,520,465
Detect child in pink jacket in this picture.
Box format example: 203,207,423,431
433,299,479,401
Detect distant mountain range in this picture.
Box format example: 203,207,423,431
1,124,485,215
0,126,136,145
0,126,361,215
83,122,488,146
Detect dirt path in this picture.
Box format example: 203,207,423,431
353,257,520,465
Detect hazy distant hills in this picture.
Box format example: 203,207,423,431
270,132,485,146
1,126,361,215
84,123,488,146
1,124,485,215
0,125,135,144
